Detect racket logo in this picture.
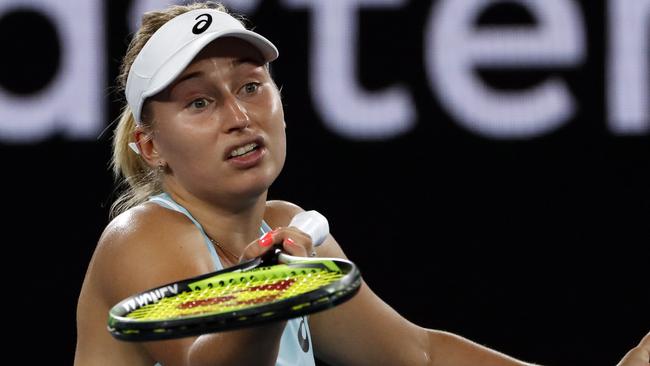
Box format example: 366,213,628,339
297,317,310,353
121,284,179,312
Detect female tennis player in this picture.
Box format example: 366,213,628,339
74,2,649,365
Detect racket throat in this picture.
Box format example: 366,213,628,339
259,245,283,265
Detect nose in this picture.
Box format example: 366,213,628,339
221,96,250,133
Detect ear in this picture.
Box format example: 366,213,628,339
133,128,162,168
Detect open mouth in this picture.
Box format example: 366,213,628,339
228,142,259,159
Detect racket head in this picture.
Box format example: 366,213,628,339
107,254,361,341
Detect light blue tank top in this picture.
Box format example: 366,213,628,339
149,193,315,366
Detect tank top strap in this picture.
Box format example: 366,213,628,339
148,193,222,269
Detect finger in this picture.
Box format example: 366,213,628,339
281,238,308,256
273,227,314,257
240,227,316,262
239,229,280,261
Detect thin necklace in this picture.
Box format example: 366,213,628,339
207,236,240,262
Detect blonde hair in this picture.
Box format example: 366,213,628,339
110,1,236,218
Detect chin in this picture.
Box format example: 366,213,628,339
234,173,277,197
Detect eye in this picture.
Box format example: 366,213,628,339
243,82,260,94
188,98,209,109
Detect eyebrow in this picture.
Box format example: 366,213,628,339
173,71,203,87
232,56,265,68
170,56,266,93
175,57,263,84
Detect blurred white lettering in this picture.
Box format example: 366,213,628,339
0,0,646,143
425,0,585,139
283,0,415,140
608,0,650,134
0,0,104,142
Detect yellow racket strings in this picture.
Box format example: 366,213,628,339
126,267,343,320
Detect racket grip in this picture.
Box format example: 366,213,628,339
289,210,329,247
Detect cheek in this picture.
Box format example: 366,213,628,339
152,115,208,162
276,132,287,164
268,98,287,156
268,92,284,118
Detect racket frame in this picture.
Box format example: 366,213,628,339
107,252,361,341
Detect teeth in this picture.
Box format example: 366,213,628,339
229,143,258,158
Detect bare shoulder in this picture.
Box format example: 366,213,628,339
91,202,215,305
264,200,304,228
75,202,211,365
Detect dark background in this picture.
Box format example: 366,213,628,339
0,0,647,364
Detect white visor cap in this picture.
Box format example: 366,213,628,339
125,9,278,124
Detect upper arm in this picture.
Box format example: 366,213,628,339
94,205,214,365
307,242,432,366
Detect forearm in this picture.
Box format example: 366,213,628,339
428,330,539,366
187,321,286,366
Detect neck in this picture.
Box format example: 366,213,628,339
163,184,269,256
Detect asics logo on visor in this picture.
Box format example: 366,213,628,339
192,13,212,34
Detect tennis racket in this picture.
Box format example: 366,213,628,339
107,211,361,342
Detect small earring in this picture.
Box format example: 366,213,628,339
157,161,166,172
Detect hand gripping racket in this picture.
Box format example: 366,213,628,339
107,211,361,342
